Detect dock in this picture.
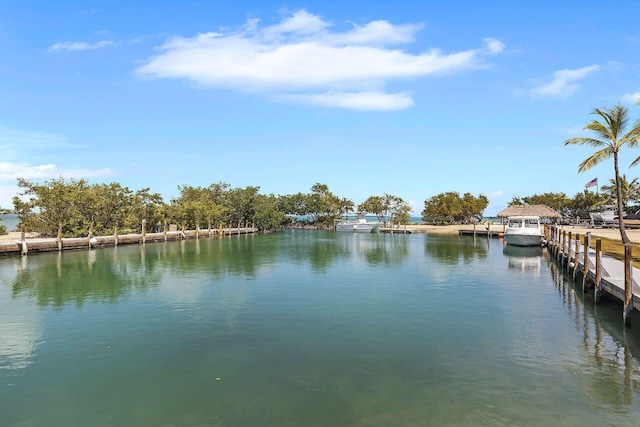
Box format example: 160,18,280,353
0,226,258,256
458,229,503,238
545,225,640,325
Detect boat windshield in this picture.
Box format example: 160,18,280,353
508,219,522,227
525,219,539,228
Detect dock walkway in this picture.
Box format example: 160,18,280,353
0,227,257,256
559,238,640,308
546,225,640,324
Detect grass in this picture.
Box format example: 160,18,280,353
587,236,640,268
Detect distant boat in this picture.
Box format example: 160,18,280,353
503,216,544,246
335,215,381,233
623,210,640,228
589,206,617,228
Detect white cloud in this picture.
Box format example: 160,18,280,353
0,163,112,207
621,91,640,104
135,10,504,110
0,162,111,182
282,91,414,111
49,40,114,52
529,65,599,98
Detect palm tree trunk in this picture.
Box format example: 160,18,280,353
614,152,631,244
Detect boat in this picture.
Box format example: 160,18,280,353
623,210,640,228
589,206,618,228
335,215,381,233
503,216,544,246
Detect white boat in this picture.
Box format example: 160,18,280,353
589,206,617,228
335,215,381,233
503,216,544,246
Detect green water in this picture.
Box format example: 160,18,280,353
1,230,640,426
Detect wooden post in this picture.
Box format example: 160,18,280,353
20,225,27,256
57,222,62,251
567,231,573,267
164,220,167,242
573,233,580,281
142,219,146,244
208,222,212,238
196,224,199,239
623,243,633,326
594,239,602,301
88,223,93,249
114,223,119,246
560,230,566,263
473,221,476,237
582,233,590,291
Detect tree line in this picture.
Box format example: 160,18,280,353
0,177,494,237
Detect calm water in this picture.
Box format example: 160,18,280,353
2,230,640,426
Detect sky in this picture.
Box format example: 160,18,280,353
1,1,640,216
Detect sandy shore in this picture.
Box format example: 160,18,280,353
397,223,640,243
1,224,637,243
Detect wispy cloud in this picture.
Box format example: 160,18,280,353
621,91,640,104
0,162,111,182
0,126,81,150
49,40,114,52
529,65,599,98
0,162,112,208
281,91,414,110
135,10,504,111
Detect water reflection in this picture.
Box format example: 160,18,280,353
503,244,543,275
0,296,42,371
548,259,640,410
425,235,489,264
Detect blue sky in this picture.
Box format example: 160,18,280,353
1,1,639,216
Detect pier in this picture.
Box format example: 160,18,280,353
458,222,504,238
545,224,640,325
0,223,258,256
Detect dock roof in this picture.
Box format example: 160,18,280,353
497,204,561,218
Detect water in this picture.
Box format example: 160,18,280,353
1,230,640,426
0,214,18,232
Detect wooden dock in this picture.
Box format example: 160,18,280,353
458,229,504,238
0,227,258,256
545,225,640,325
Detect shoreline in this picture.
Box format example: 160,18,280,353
1,224,637,243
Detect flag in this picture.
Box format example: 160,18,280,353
585,177,598,188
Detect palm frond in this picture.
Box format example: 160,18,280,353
577,147,611,172
564,137,607,147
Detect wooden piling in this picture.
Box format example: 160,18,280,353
582,233,590,291
594,239,602,302
142,220,146,244
624,243,633,326
573,233,580,281
57,222,62,251
114,223,119,246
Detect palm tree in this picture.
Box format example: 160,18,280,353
564,104,640,244
600,174,640,211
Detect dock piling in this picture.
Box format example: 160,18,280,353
624,243,633,326
594,239,602,302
